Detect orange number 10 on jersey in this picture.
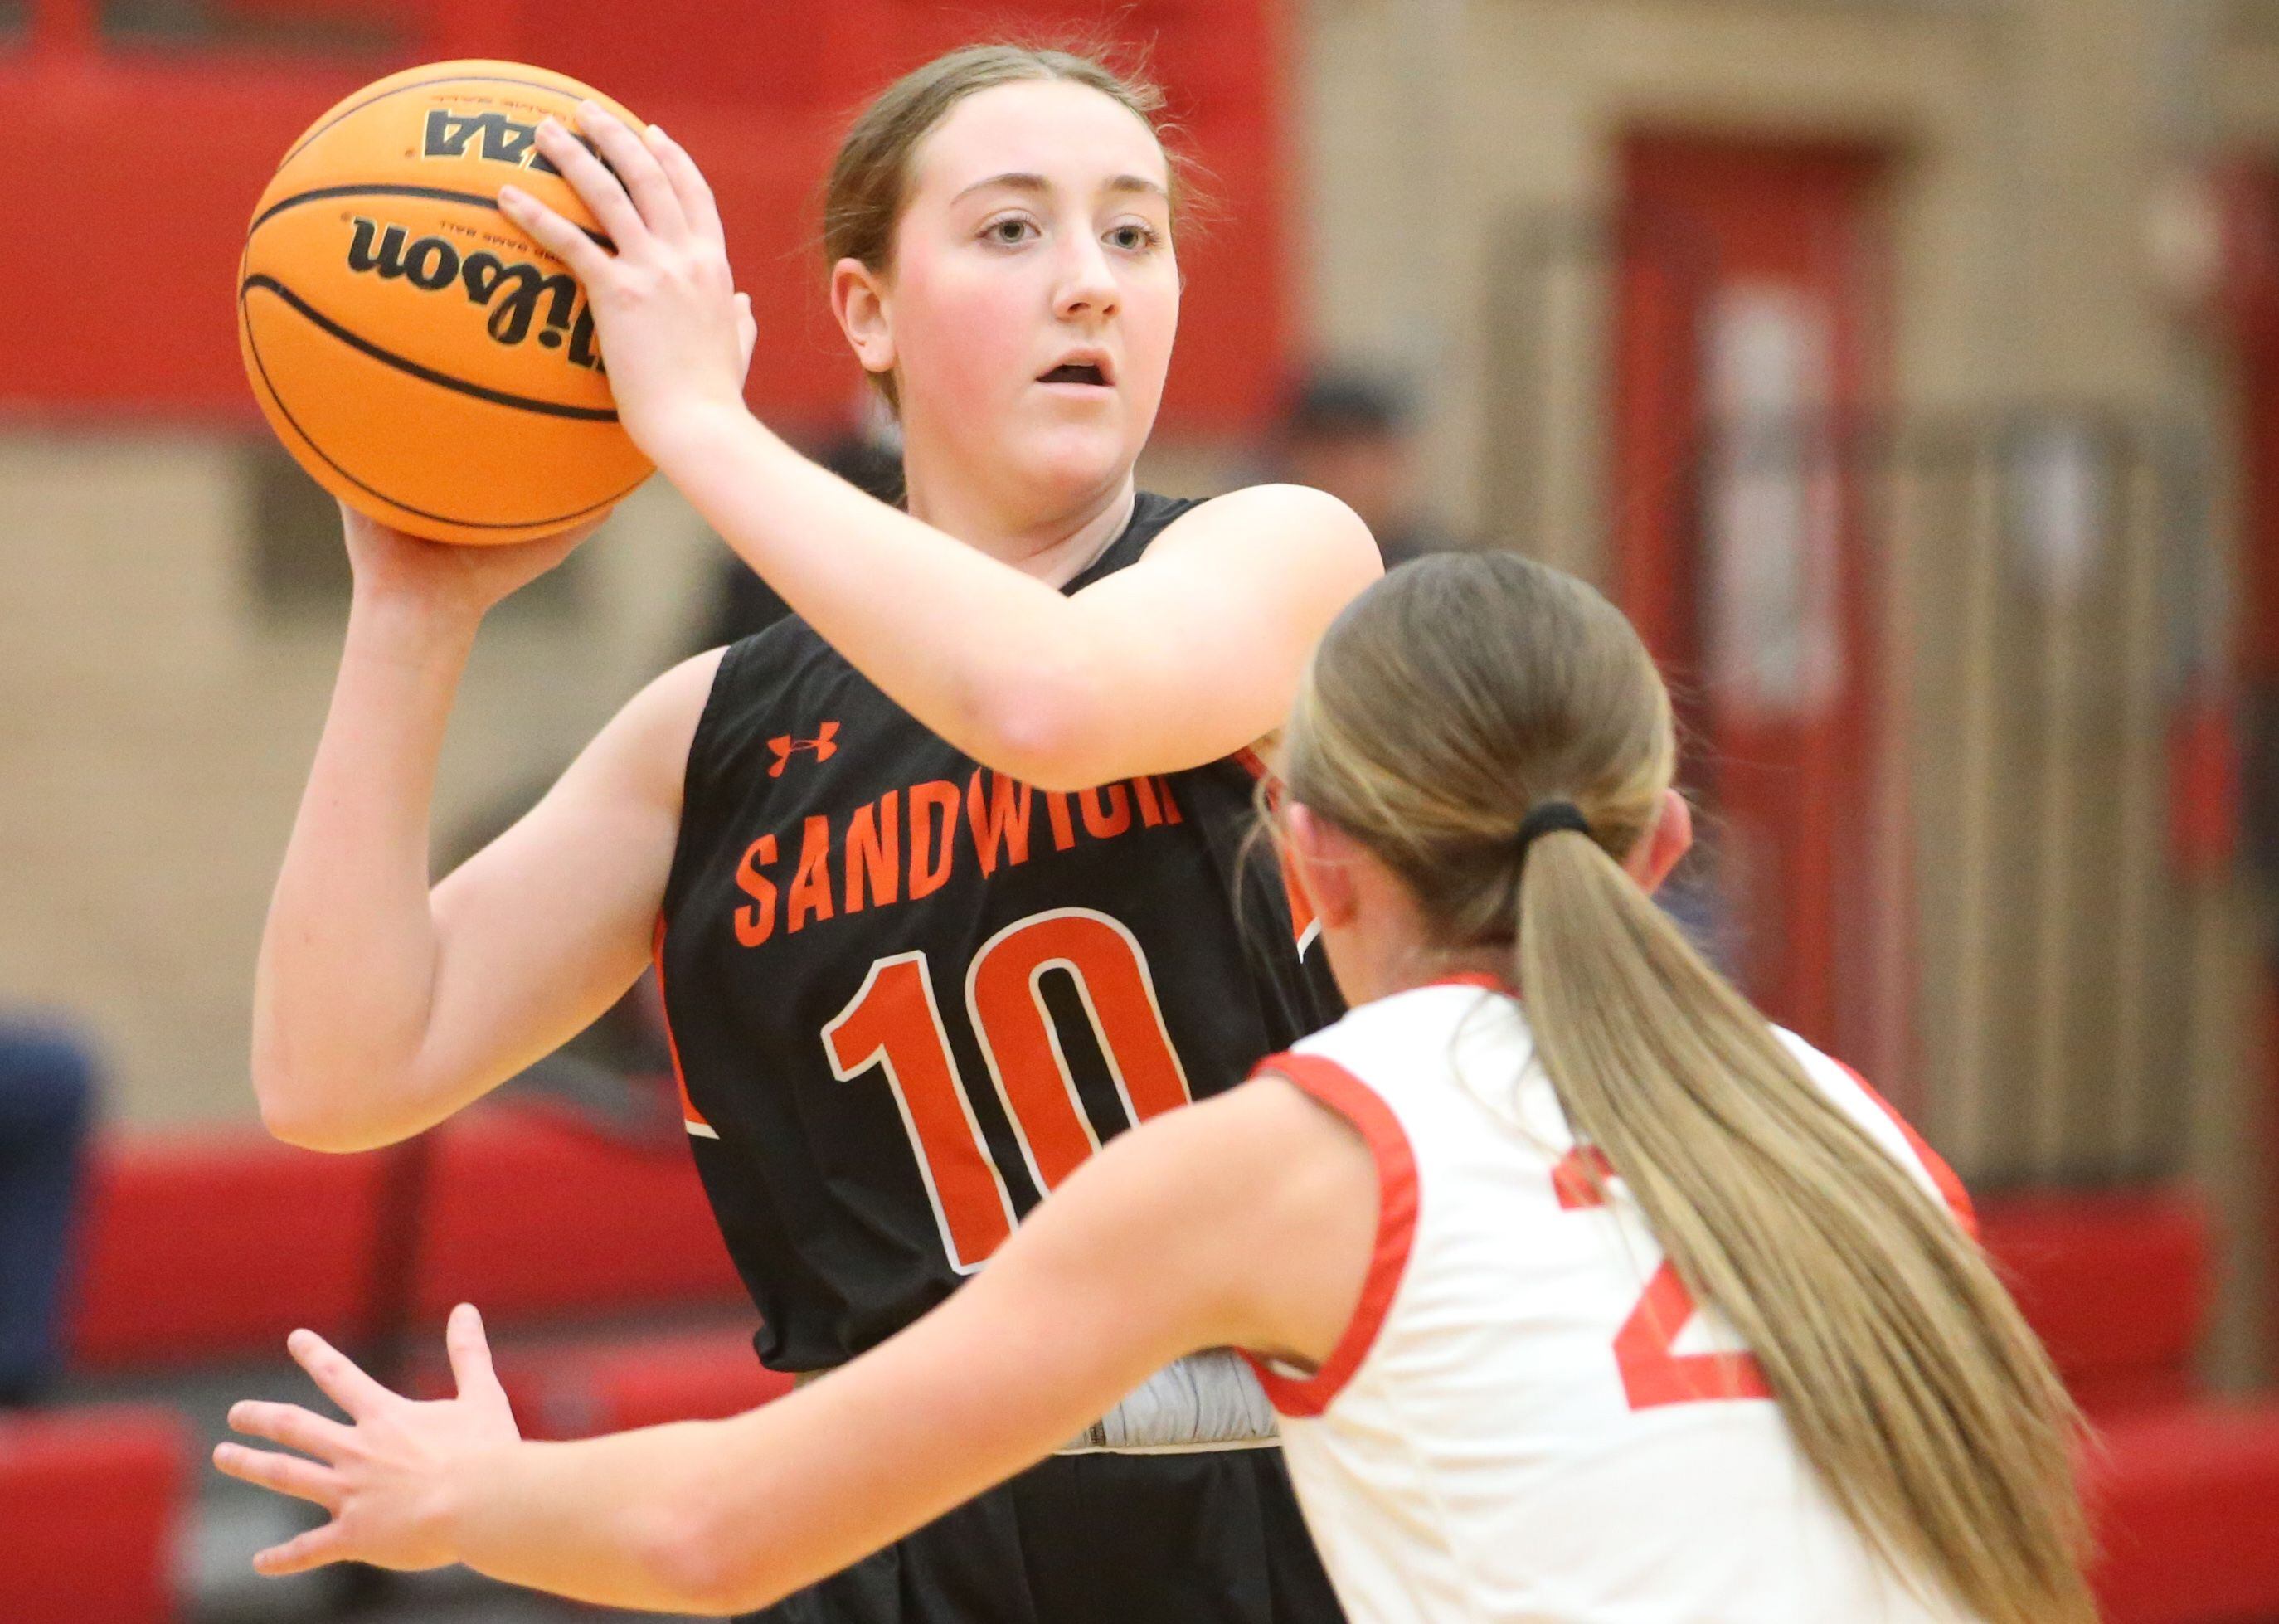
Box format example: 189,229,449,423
823,907,1193,1271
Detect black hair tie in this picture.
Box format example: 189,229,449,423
1514,800,1591,868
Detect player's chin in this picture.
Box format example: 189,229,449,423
1013,415,1141,493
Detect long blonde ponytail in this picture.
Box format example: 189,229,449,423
1281,552,2092,1624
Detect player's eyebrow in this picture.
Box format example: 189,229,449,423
950,172,1170,207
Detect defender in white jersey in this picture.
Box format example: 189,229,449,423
216,555,2091,1624
1245,980,1980,1623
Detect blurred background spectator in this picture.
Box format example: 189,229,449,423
696,413,906,649
1275,366,1469,569
0,1021,97,1407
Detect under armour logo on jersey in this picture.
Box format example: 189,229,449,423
768,722,840,776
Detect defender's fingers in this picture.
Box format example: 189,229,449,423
645,124,724,246
736,293,757,370
495,187,614,284
444,1303,508,1407
530,116,648,248
213,1442,343,1510
573,101,688,242
252,1523,351,1578
227,1398,353,1460
287,1330,396,1421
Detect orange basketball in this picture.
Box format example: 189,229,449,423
238,61,652,545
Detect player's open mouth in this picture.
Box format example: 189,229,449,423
1037,355,1114,389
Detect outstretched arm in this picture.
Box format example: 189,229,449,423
216,1077,1378,1614
498,108,1382,793
250,509,714,1150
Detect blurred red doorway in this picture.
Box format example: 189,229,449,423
1611,135,1896,1072
2227,161,2279,1344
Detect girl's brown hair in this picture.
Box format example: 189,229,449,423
1280,552,2092,1624
821,41,1194,412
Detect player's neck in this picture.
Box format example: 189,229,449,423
902,466,1138,586
1322,910,1512,1008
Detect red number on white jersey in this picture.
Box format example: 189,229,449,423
1552,1145,1772,1411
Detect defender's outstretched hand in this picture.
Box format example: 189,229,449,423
497,104,757,461
214,1304,519,1577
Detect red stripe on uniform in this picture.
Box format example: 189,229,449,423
1834,1058,1977,1238
651,915,715,1136
1237,1051,1419,1418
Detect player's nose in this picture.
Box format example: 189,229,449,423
1052,234,1120,322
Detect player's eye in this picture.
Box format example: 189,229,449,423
1106,222,1162,252
983,216,1038,246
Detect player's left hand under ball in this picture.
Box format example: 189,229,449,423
498,105,755,465
213,1303,519,1576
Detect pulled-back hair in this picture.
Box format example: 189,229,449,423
822,41,1193,411
1280,552,2092,1624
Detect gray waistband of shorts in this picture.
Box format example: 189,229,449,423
790,1349,1281,1454
1062,1349,1280,1452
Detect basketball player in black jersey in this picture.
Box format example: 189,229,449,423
249,41,1378,1624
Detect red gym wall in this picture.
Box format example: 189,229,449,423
0,0,1292,433
1611,135,1893,1066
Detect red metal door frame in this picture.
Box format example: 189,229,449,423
1611,134,1892,1062
2228,162,2279,1344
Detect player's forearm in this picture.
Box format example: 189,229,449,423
446,1353,1120,1616
434,1115,1266,1614
649,406,1110,784
439,1426,751,1615
251,591,477,1150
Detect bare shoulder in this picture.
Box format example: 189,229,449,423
560,645,728,810
1184,1070,1371,1154
630,644,730,725
1212,1072,1378,1214
1033,1076,1373,1246
1135,1076,1381,1364
1088,1076,1376,1264
1149,483,1384,581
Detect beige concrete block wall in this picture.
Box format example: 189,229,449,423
2,435,717,1126
1298,0,2273,1367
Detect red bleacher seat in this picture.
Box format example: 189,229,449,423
1978,1190,2209,1417
455,1323,793,1440
0,1404,189,1624
1981,1190,2279,1623
69,1104,742,1374
2090,1403,2279,1624
410,1106,745,1325
67,1130,390,1369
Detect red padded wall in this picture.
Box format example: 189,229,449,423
0,1405,189,1624
0,0,1290,431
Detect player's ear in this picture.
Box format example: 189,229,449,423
830,257,897,380
1284,802,1358,928
1623,787,1693,895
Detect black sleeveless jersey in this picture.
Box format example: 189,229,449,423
657,491,1345,1370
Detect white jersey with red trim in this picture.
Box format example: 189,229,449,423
1240,981,1981,1624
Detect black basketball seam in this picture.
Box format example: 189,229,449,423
277,72,614,171
247,183,615,253
241,274,620,422
239,282,646,532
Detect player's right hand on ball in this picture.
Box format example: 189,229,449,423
498,105,751,464
339,501,605,621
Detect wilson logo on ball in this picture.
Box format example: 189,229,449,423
421,109,564,173
345,217,602,367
